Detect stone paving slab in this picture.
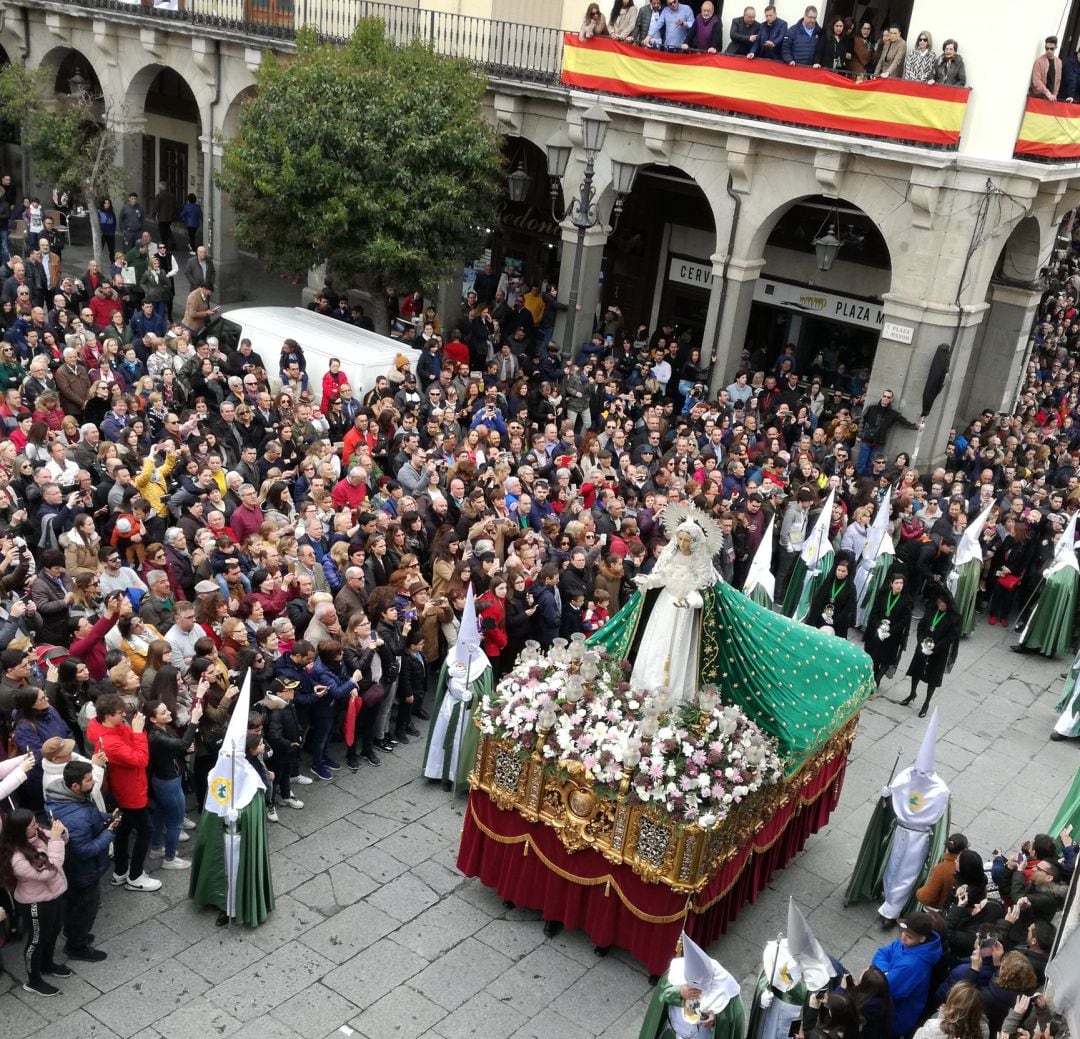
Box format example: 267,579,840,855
2,617,1078,1039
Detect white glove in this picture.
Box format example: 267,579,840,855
225,808,239,825
880,786,892,799
686,590,703,609
759,990,774,1009
461,690,473,705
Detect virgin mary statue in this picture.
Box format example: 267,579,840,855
629,508,720,702
588,503,876,767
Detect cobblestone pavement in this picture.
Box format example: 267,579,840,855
2,615,1077,1039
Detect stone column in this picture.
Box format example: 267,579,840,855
869,294,990,465
555,221,607,355
699,252,725,371
962,282,1042,415
708,257,766,396
107,114,147,203
201,135,242,303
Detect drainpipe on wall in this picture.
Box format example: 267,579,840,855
204,40,221,254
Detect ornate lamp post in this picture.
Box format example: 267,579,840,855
546,104,639,356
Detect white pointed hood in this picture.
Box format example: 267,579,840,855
800,489,835,572
915,708,938,775
786,898,836,990
953,502,993,569
453,584,491,681
669,932,740,1013
744,517,775,599
862,488,894,563
1050,510,1080,575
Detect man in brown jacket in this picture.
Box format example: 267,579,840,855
182,282,218,337
54,347,92,420
914,832,968,910
1031,35,1064,100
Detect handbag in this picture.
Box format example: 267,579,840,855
997,574,1020,591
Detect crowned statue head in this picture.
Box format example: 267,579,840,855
654,504,723,587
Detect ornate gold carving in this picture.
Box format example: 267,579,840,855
469,715,861,894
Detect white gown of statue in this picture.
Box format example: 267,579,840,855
630,532,717,702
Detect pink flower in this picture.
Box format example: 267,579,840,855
648,762,664,779
691,749,707,767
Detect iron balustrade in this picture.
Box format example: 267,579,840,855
19,0,564,83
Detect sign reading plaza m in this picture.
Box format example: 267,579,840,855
753,277,886,331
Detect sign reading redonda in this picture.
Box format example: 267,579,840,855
752,277,885,331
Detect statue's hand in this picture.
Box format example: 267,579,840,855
686,590,704,609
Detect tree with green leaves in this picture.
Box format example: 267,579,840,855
0,62,119,263
219,20,504,330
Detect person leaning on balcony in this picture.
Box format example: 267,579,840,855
781,6,823,67
747,4,786,60
579,3,609,40
684,0,723,53
724,6,760,56
934,39,967,88
903,30,938,83
1061,45,1080,101
847,18,876,77
647,0,695,51
632,0,662,46
813,16,852,72
608,0,637,41
1031,36,1063,100
873,23,907,78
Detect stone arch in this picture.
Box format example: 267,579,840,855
221,83,258,140
34,45,106,100
996,214,1057,286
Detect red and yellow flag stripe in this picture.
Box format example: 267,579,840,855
562,35,969,147
1015,97,1080,159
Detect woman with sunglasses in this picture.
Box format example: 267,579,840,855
903,29,937,82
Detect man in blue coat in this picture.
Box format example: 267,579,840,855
533,564,562,649
871,912,943,1036
781,6,823,66
46,759,119,961
748,4,786,60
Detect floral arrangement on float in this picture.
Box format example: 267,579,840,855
478,632,782,829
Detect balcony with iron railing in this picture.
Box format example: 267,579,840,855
29,1,1080,161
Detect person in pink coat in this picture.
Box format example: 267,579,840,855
0,807,69,996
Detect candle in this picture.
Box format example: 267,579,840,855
539,704,558,729
564,676,584,703
640,716,659,738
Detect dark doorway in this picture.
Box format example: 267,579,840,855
159,139,188,205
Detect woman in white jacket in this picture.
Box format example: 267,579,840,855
912,981,989,1039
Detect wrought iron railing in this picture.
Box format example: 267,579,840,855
24,0,564,84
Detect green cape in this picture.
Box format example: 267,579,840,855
638,972,745,1039
952,559,981,637
782,550,834,623
1050,767,1080,836
590,581,874,773
744,972,806,1039
1020,566,1078,657
188,791,274,927
844,795,950,915
422,660,494,793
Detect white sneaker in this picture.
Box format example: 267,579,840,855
266,807,279,822
292,774,313,785
147,846,165,859
178,831,190,842
125,873,163,891
182,818,196,831
110,872,128,887
282,796,304,809
161,856,191,871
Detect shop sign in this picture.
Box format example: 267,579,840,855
668,257,715,288
753,277,885,331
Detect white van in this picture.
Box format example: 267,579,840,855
214,306,421,402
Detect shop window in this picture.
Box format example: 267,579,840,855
247,0,295,27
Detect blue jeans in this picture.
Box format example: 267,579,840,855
309,710,333,768
150,774,186,859
856,440,875,476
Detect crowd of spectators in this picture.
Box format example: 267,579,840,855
580,0,968,86
0,171,1076,1018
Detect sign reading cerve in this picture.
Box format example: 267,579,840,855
753,277,885,331
668,257,715,288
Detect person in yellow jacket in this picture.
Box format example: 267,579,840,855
134,442,178,520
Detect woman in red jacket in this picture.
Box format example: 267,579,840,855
69,593,127,681
477,576,509,673
321,358,350,414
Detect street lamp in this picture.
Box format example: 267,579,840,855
67,69,88,99
812,225,842,271
546,104,637,357
506,164,532,204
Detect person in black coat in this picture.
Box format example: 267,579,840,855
806,551,857,638
502,578,535,674
395,625,425,744
533,565,562,649
903,586,961,717
813,16,853,71
862,565,914,685
342,617,387,768
263,679,304,805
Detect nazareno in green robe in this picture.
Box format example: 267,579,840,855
638,973,745,1039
